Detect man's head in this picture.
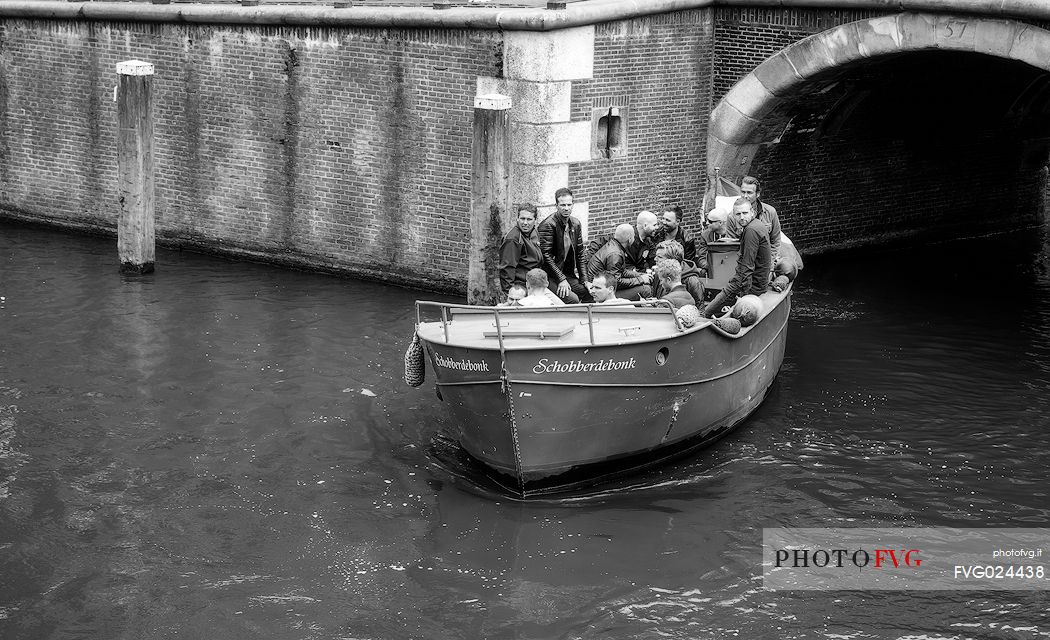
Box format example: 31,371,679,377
655,239,684,262
516,203,538,234
705,208,728,232
588,272,616,303
740,176,761,205
525,268,548,293
636,211,659,240
613,223,635,245
554,187,574,221
654,258,682,287
506,284,526,305
732,197,755,226
660,206,683,236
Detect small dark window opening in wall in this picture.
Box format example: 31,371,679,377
591,105,629,160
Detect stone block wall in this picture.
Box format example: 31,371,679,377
0,19,500,290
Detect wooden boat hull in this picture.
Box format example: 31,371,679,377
417,290,790,496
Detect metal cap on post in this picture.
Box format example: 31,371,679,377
116,60,156,275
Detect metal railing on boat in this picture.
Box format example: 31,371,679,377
415,299,683,350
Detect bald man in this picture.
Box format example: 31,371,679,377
586,223,653,301
628,210,662,274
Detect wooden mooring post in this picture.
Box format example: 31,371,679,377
468,94,513,306
116,60,156,275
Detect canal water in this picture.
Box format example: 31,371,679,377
1,220,1048,639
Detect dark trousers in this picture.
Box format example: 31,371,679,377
548,276,593,304
616,283,652,301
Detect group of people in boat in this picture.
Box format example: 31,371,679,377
498,177,795,318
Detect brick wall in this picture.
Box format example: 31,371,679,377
3,7,1048,292
0,19,500,290
712,7,889,103
568,10,714,241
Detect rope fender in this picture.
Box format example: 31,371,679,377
404,332,425,387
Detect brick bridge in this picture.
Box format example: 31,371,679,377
1,0,1048,290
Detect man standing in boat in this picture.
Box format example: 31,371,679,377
728,176,781,264
539,187,593,304
703,198,772,317
586,224,652,301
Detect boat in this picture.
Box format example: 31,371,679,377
410,239,794,498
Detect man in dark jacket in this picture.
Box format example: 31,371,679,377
538,187,593,303
703,198,772,317
695,208,729,277
498,203,543,297
587,210,661,275
586,224,652,301
727,176,781,264
656,206,695,263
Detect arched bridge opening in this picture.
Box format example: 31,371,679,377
709,14,1050,254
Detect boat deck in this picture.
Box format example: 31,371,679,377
416,303,696,350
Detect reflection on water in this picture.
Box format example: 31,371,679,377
1,221,1049,639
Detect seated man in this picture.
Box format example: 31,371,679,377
520,268,560,307
538,187,592,304
586,224,653,301
587,271,631,305
703,198,772,317
654,259,695,310
498,203,543,297
497,284,527,307
695,208,729,278
587,210,662,275
654,240,704,306
656,206,695,262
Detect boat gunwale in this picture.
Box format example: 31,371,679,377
415,286,791,351
432,315,789,388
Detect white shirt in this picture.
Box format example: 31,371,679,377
520,294,555,307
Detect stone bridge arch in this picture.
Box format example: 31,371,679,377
708,12,1050,251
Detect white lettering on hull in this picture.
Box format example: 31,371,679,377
532,357,637,375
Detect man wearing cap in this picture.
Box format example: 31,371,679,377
696,207,730,278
